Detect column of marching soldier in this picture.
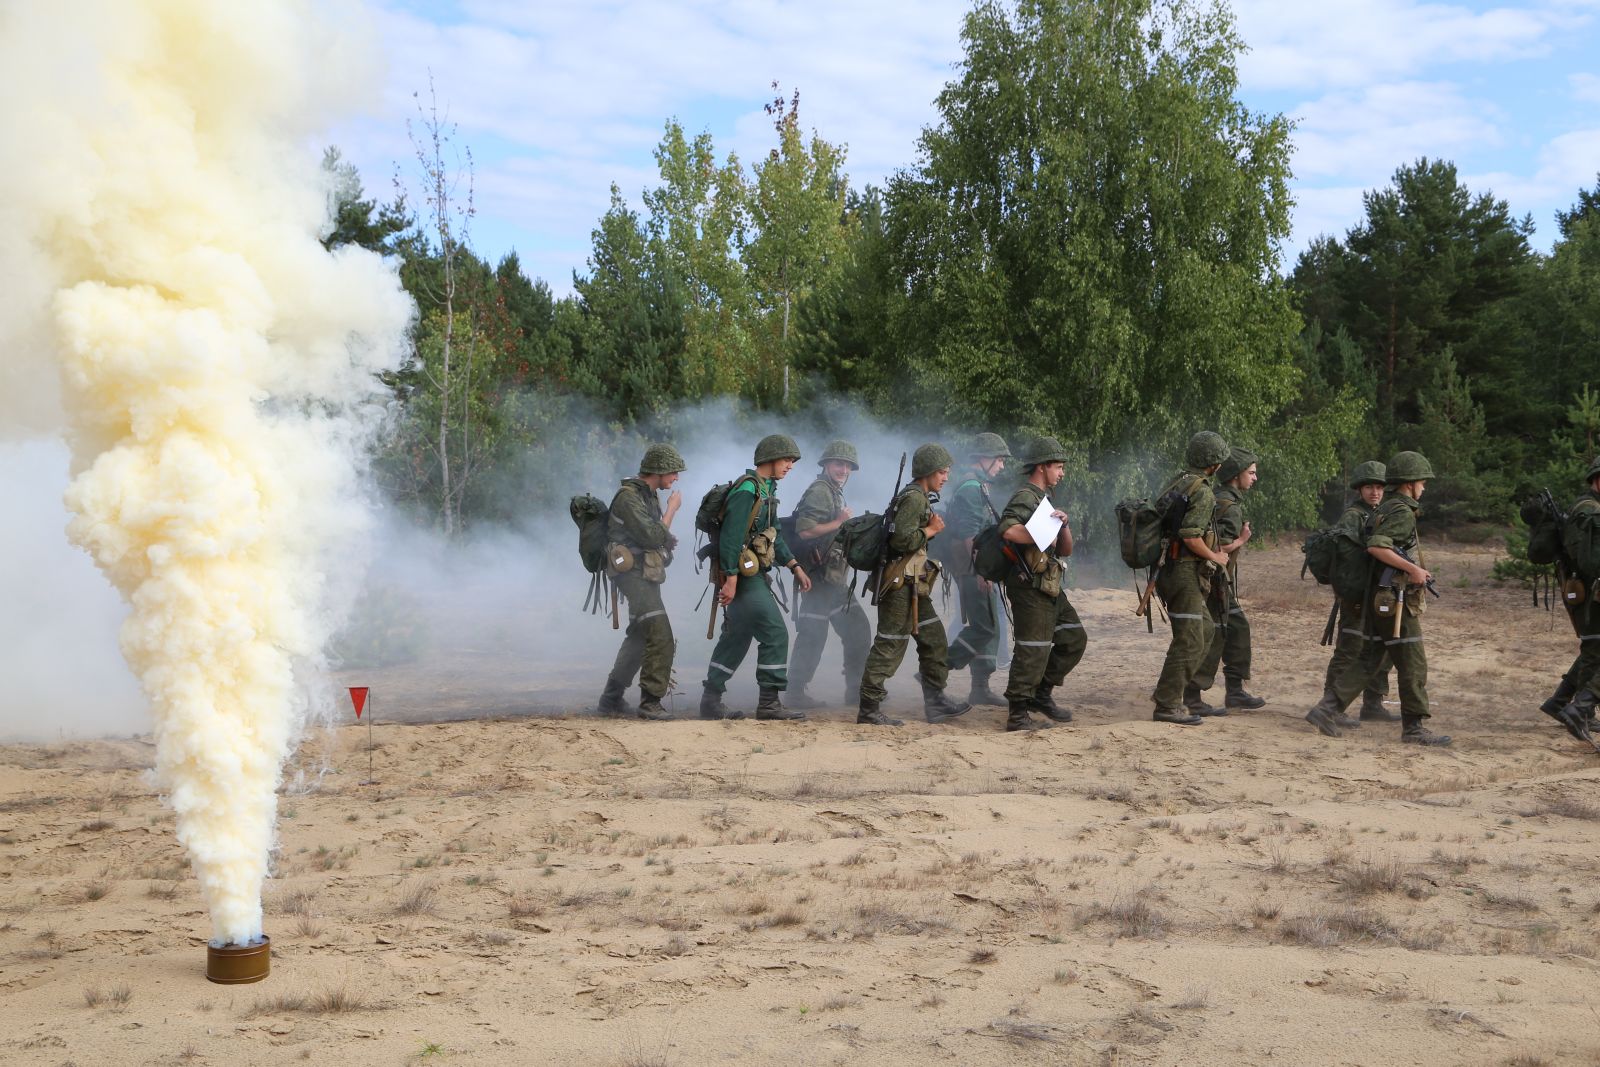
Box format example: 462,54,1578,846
594,432,1600,750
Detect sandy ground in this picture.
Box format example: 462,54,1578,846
5,540,1600,1066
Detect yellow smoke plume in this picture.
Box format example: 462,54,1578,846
0,2,411,944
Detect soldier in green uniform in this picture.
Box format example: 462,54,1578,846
1306,451,1450,745
995,436,1086,732
786,440,871,709
1318,461,1397,728
1188,447,1265,715
856,444,971,726
1150,431,1232,726
699,435,814,721
946,433,1012,708
598,444,687,721
1540,459,1600,737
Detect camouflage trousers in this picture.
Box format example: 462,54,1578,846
1152,560,1216,711
1003,580,1087,703
1322,597,1391,703
1332,602,1427,721
1561,601,1600,698
1194,583,1250,689
858,582,948,704
948,575,1002,681
704,574,789,693
787,579,870,694
606,573,674,699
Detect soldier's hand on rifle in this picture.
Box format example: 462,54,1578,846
924,511,946,536
718,574,737,606
789,562,813,593
1408,564,1433,587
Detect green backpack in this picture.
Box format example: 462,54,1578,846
971,524,1022,582
693,475,761,566
1521,492,1566,567
1561,499,1600,580
569,494,611,574
1114,475,1203,569
836,512,886,571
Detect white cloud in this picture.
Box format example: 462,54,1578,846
1291,81,1502,181
1573,72,1600,103
1467,126,1600,228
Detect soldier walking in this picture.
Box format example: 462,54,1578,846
1318,461,1397,729
856,444,971,726
1188,447,1265,714
786,440,871,709
699,435,814,721
946,433,1012,708
1540,459,1600,736
1150,431,1231,726
598,444,686,721
995,437,1087,731
1306,451,1450,745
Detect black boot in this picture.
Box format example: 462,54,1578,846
1555,690,1598,745
1541,677,1580,718
1401,715,1451,746
968,670,1005,708
1153,706,1203,726
756,687,804,721
597,677,629,718
1224,678,1266,710
1006,700,1053,732
699,685,745,721
785,686,822,710
1358,691,1396,722
1031,687,1073,722
856,698,903,727
1303,693,1345,738
1182,683,1226,717
637,691,672,721
919,673,971,723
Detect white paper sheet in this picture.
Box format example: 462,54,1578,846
1023,496,1062,552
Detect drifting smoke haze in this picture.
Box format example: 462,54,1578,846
0,2,411,945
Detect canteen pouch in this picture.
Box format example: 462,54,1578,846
606,543,636,576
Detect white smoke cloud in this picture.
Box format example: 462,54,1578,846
0,1,411,946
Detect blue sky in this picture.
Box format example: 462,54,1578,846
329,0,1600,294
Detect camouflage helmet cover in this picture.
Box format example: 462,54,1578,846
1385,450,1435,483
968,432,1013,460
639,443,687,475
1185,431,1230,470
1217,447,1259,485
754,433,802,465
911,443,954,480
817,439,860,470
1348,460,1386,489
1020,435,1070,468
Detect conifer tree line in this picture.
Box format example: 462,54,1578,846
327,0,1600,545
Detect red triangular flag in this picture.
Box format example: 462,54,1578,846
348,686,369,719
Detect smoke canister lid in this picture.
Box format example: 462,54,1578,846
206,936,271,984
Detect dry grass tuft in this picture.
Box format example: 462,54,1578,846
968,947,998,965
982,1019,1066,1045
247,986,367,1017
1082,894,1168,939
78,880,112,903
1335,856,1407,897
80,819,115,833
1535,797,1600,821
395,880,438,917
1278,907,1397,948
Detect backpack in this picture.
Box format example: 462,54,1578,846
927,478,980,572
569,494,611,574
837,512,886,571
693,475,761,566
1561,500,1600,580
1300,528,1339,585
971,524,1020,582
1114,475,1203,570
1522,492,1565,567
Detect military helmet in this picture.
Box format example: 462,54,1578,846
968,432,1013,460
1349,460,1386,489
1185,430,1230,470
1586,458,1600,485
1217,447,1259,485
817,439,860,470
639,443,686,475
911,443,954,480
1385,450,1434,483
754,433,802,465
1019,435,1070,468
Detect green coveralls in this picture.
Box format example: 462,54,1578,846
1321,498,1392,704
1329,492,1429,724
1194,485,1251,690
605,478,676,700
704,473,796,694
997,483,1087,704
787,476,870,694
946,471,1004,684
1151,469,1218,712
858,485,949,704
1559,493,1600,699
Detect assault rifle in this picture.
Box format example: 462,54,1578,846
976,482,1020,625
1376,545,1440,639
869,452,908,606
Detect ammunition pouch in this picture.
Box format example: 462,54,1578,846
640,549,667,584
1406,583,1425,617
606,543,636,576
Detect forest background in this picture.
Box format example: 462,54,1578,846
332,0,1600,570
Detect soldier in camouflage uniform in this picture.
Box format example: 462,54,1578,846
1318,461,1397,728
856,444,972,726
786,441,871,709
946,433,1013,708
1151,431,1232,726
1540,459,1600,739
1306,451,1450,746
598,444,687,721
995,436,1087,732
699,435,814,722
1188,447,1265,715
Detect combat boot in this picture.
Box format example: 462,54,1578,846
856,698,903,727
1153,706,1203,726
756,687,805,721
1224,678,1266,710
968,670,1005,708
1006,701,1053,732
1400,716,1451,747
1541,677,1579,719
1555,690,1598,745
1303,693,1344,737
597,677,629,718
785,686,822,710
1030,687,1074,723
1182,683,1225,717
1358,692,1397,723
698,685,745,721
919,673,971,723
636,692,672,721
